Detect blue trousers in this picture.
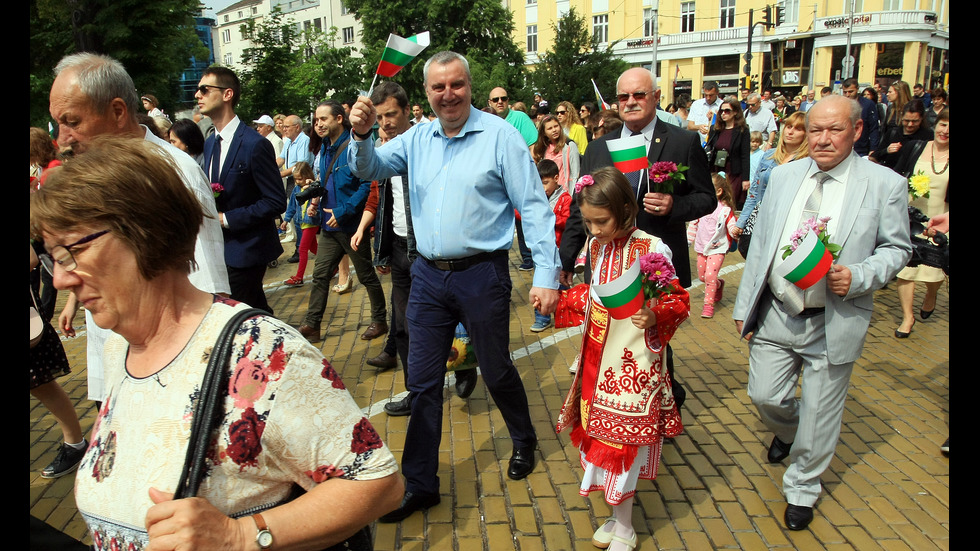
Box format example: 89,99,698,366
402,253,536,495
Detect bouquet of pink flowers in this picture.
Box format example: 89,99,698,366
638,252,678,300
647,161,689,194
780,216,841,260
211,182,224,199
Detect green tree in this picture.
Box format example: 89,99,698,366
236,8,303,119
287,28,366,113
342,0,528,108
530,7,630,108
30,0,207,127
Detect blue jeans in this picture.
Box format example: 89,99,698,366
533,309,551,326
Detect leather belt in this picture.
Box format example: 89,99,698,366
423,250,507,272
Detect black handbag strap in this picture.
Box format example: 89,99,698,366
174,307,267,499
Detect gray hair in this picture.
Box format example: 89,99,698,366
423,51,471,86
805,95,862,127
54,53,140,118
616,68,660,93
747,92,762,102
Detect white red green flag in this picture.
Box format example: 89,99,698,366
607,134,648,173
376,32,430,77
774,229,834,289
593,259,644,319
591,79,611,110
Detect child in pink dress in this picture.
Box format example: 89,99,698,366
687,172,737,318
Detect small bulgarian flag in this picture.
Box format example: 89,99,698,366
593,259,644,319
774,230,834,289
591,79,611,110
607,134,648,173
376,31,431,77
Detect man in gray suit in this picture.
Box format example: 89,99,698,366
733,95,911,531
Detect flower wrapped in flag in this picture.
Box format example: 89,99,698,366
775,216,841,290
592,252,678,319
647,161,688,195
908,170,931,200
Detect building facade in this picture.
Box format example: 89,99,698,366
512,0,948,104
214,0,364,71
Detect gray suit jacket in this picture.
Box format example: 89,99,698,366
733,153,912,364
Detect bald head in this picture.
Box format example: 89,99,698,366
806,95,863,171
283,115,303,140
616,68,659,132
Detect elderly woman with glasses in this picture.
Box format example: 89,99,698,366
31,136,403,550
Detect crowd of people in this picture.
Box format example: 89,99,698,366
31,48,947,550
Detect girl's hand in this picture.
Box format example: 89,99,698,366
279,221,288,231
631,306,657,330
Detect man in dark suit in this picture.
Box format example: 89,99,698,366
841,78,880,156
197,66,286,314
559,67,715,407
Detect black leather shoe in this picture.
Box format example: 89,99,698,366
767,436,793,463
455,369,478,399
507,443,536,480
367,351,397,371
920,308,934,319
378,491,440,523
384,395,413,417
784,504,814,530
287,252,300,263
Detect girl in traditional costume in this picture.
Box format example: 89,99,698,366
556,167,689,550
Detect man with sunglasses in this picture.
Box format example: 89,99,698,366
48,52,230,410
559,67,715,408
744,92,778,150
488,87,538,147
197,66,287,314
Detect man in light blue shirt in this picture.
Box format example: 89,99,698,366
349,51,560,522
277,114,314,260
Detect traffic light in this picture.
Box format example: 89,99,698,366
762,5,773,29
775,6,786,26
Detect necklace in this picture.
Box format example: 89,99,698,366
930,141,949,175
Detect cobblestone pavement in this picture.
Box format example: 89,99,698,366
30,243,949,550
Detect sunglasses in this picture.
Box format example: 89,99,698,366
197,84,230,95
555,110,567,115
719,108,733,113
617,91,650,103
489,96,508,103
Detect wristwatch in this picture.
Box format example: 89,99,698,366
252,513,274,549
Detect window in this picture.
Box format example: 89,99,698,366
314,18,322,32
527,0,536,4
222,29,231,43
223,14,229,23
593,14,608,43
681,2,695,33
237,10,243,18
882,0,899,9
720,0,735,28
223,53,233,65
781,0,800,24
340,2,349,15
343,26,355,44
644,8,655,37
527,25,538,52
251,6,258,14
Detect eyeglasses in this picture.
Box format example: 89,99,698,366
489,96,508,103
617,91,651,103
38,230,110,276
197,84,230,95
